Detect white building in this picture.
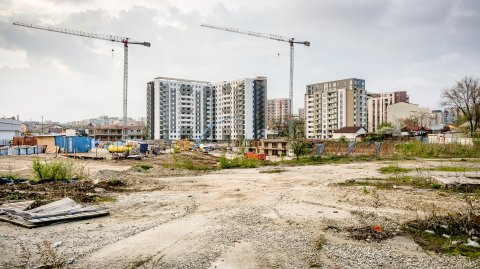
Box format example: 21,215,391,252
146,76,267,141
305,78,367,139
0,118,21,145
213,77,267,141
147,77,213,140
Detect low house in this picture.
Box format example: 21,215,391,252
332,126,367,141
0,118,21,146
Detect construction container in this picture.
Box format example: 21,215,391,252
13,136,37,146
8,147,19,155
0,147,8,156
55,136,92,153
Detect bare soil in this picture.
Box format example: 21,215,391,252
0,155,479,268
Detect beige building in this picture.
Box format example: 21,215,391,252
367,91,409,132
387,102,430,128
298,108,305,121
267,98,291,128
305,78,367,139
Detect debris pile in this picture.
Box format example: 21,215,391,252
0,198,109,228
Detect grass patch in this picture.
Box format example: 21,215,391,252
163,155,216,171
378,165,411,174
219,154,263,169
0,174,17,180
31,158,85,182
132,163,153,172
339,176,450,191
420,166,480,172
403,212,480,259
395,141,480,158
259,168,286,174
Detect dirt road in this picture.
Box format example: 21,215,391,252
1,157,479,268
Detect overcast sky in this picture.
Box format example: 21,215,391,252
1,0,479,122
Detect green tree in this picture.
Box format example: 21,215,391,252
442,76,480,137
291,140,307,161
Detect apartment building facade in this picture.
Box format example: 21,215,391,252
146,77,213,140
147,76,267,141
298,108,305,121
367,91,409,132
267,98,291,128
305,78,367,139
213,77,267,141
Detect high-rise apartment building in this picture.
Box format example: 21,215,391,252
214,77,267,141
305,78,367,139
146,76,267,141
298,108,305,121
146,77,213,140
267,98,291,128
367,91,409,132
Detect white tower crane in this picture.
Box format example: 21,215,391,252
13,21,150,141
200,24,310,138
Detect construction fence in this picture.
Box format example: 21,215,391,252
312,141,397,157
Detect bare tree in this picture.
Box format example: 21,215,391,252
442,77,480,137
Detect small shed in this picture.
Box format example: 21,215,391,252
332,126,368,141
35,135,58,154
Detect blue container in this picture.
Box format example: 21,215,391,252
19,146,29,155
26,146,35,155
139,143,148,154
0,147,8,156
55,136,92,153
8,147,19,155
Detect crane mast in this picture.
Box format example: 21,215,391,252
13,21,150,141
201,24,310,139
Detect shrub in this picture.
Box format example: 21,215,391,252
31,158,85,182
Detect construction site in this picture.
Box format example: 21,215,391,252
2,3,480,268
1,143,480,268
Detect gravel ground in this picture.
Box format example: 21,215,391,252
0,157,479,268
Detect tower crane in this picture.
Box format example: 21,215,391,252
13,21,150,140
200,24,310,138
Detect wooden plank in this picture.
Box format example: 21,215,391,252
0,200,35,211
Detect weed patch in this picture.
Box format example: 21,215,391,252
219,154,263,169
339,176,448,191
163,155,216,171
420,166,480,172
132,164,153,172
379,165,411,174
403,214,480,258
31,158,85,182
395,141,480,158
259,168,286,174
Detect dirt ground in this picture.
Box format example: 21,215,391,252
0,155,480,268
